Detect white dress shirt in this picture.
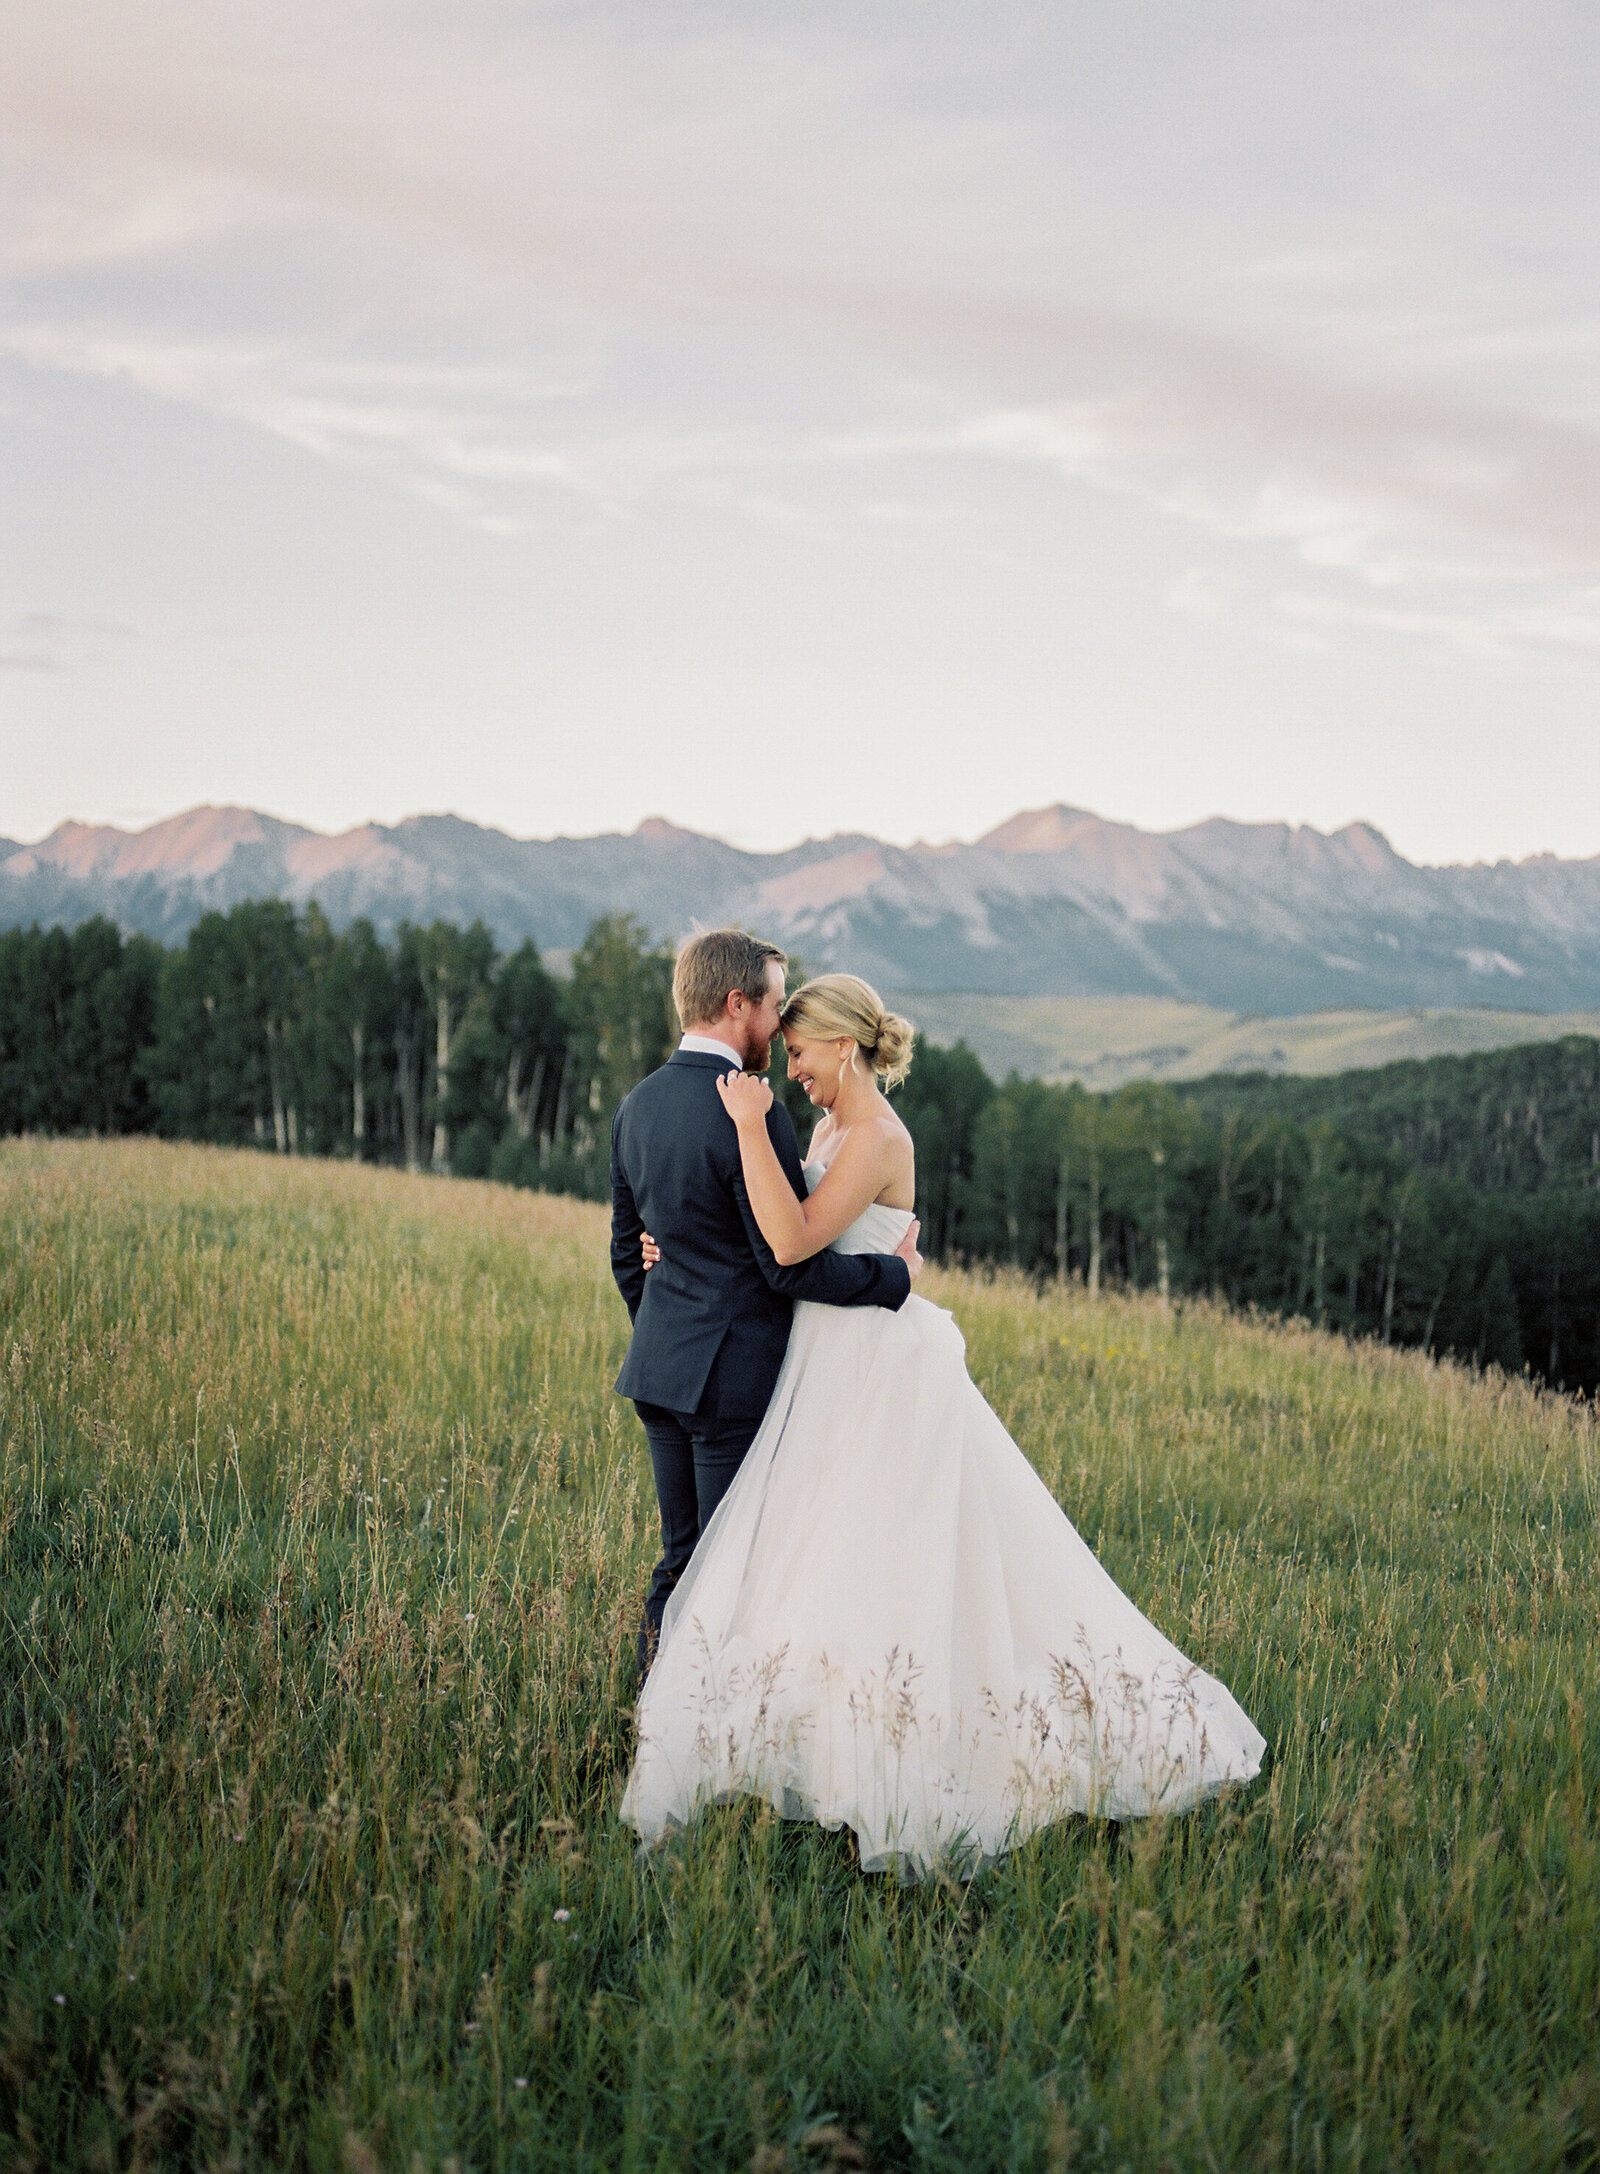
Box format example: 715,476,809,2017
677,1033,744,1066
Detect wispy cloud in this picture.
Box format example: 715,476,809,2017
1273,584,1600,662
0,317,887,533
933,310,1600,584
12,287,1598,660
0,608,135,674
0,323,615,523
5,4,1596,610
2,1,1598,862
814,331,1600,659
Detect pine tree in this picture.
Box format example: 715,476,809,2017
1477,1253,1524,1373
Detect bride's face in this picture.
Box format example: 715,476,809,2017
783,1029,854,1108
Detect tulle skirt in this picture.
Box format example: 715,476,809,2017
620,1294,1265,1876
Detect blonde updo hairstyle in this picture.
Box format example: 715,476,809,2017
779,973,915,1091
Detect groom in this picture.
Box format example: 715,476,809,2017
610,928,921,1674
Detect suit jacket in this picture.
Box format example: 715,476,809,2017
610,1050,911,1420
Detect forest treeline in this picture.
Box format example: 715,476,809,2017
4,906,1599,1393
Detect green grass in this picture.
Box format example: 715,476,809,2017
2,1137,1597,2173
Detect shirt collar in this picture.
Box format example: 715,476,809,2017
677,1033,744,1066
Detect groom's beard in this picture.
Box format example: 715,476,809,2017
744,1036,772,1074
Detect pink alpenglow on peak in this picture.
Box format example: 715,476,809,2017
4,801,1599,1015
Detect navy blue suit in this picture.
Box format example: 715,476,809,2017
611,1049,910,1667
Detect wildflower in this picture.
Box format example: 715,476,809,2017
53,1995,65,2006
553,1908,571,1923
464,1613,476,1624
513,2078,529,2089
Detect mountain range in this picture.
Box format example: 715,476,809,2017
5,801,1600,1015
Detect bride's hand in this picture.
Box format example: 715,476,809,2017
640,1230,661,1271
716,1070,773,1129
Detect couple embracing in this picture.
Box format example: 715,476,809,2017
609,930,1263,1877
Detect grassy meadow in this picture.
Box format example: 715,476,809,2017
1,1137,1597,2173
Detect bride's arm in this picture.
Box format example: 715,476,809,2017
717,1073,889,1265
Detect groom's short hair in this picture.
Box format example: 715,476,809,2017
674,929,786,1031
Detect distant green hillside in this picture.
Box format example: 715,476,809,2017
892,991,1600,1089
1175,1033,1600,1196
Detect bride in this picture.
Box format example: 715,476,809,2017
619,974,1265,1876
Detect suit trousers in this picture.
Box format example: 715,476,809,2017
633,1398,760,1677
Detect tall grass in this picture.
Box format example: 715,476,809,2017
1,1137,1596,2172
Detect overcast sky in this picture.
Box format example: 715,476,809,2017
3,1,1598,864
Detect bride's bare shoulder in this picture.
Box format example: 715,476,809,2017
869,1099,914,1151
865,1099,915,1205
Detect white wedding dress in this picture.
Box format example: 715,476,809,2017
620,1174,1265,1877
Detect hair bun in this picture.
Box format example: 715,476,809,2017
870,1008,915,1089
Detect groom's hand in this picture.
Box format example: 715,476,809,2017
894,1217,923,1284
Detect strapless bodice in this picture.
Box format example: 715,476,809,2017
802,1161,914,1255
